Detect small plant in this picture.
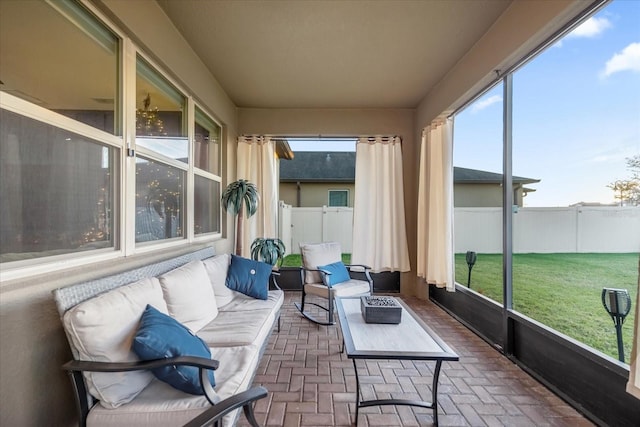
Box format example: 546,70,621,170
251,238,286,267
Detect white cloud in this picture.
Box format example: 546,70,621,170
471,95,502,113
602,42,640,77
568,16,612,38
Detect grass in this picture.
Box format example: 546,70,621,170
456,253,638,362
282,253,351,267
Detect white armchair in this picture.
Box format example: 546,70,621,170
295,242,373,325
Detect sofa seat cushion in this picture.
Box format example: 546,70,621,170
159,260,218,332
63,277,168,408
304,279,370,298
218,289,284,313
86,345,260,427
86,379,211,427
197,309,275,348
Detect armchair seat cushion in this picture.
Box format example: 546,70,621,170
304,279,371,298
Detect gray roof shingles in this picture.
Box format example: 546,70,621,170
280,151,539,184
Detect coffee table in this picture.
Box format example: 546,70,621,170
335,297,459,426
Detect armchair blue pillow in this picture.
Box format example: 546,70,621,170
225,255,271,300
132,305,215,395
317,261,351,287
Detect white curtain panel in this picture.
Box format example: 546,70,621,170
417,119,455,291
627,260,640,399
236,136,278,258
352,136,410,273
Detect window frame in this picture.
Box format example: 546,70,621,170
328,189,350,207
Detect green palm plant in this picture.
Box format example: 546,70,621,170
221,179,259,255
251,238,286,268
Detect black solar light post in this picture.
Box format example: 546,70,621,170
465,251,477,288
601,288,632,363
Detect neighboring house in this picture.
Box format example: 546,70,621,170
454,166,540,207
280,152,539,207
280,151,356,207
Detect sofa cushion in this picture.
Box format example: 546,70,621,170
300,242,342,284
202,254,235,308
62,277,167,408
197,308,275,347
133,305,215,395
159,260,218,332
317,261,350,287
218,289,284,313
225,255,271,300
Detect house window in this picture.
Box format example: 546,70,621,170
0,0,120,135
0,0,120,264
0,0,225,276
134,57,187,244
194,107,222,236
329,190,349,207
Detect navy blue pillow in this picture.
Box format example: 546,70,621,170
317,261,350,287
225,255,271,300
132,305,215,395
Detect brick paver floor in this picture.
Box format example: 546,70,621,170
239,292,594,426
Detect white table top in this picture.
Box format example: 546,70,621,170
336,297,458,360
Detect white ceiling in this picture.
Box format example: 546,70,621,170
158,0,513,109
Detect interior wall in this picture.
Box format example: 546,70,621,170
0,1,239,425
238,108,419,294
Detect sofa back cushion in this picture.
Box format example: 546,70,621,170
159,260,218,332
62,277,167,408
203,254,235,308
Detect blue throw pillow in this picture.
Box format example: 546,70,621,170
226,255,271,300
132,305,215,395
317,261,350,287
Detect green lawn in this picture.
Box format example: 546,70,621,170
282,253,351,267
456,253,638,362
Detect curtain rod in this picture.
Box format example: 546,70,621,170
242,134,400,140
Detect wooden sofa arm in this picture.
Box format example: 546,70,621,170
184,386,268,427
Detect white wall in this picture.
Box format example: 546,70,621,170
455,206,640,254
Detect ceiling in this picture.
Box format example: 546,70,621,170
158,0,513,109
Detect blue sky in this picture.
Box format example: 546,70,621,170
289,1,639,207
454,0,640,206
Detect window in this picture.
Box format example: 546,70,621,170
453,83,504,302
134,56,187,244
0,0,120,264
511,0,639,361
193,107,222,236
329,190,349,207
452,0,639,361
0,0,120,135
0,0,224,276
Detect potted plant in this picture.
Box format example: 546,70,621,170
221,179,259,256
251,238,286,268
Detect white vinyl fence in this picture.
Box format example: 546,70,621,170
280,204,640,254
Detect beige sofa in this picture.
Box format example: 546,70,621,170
54,248,283,427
